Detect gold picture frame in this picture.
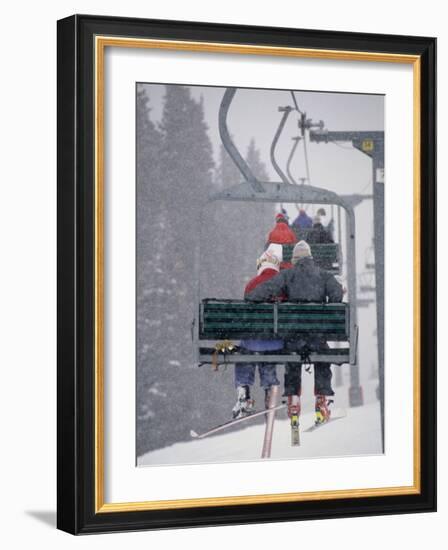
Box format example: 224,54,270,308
58,14,436,534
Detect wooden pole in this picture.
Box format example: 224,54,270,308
261,385,280,458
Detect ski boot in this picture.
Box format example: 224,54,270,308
232,385,255,419
287,395,301,418
287,395,301,446
314,394,333,425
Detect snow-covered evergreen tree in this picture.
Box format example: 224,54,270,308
136,86,169,453
137,85,224,454
245,137,276,251
137,87,277,457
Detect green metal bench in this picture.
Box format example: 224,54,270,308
282,243,341,274
198,299,354,365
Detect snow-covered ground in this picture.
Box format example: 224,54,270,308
138,376,382,467
138,402,381,466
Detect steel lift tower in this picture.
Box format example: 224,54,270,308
309,128,384,441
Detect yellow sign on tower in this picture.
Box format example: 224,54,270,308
361,139,374,152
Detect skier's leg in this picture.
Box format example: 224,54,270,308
284,363,302,418
313,340,334,396
314,362,334,424
258,363,280,389
284,363,302,396
234,363,256,388
233,363,256,418
313,363,335,396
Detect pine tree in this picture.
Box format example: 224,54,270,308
136,89,276,458
158,87,213,268
136,87,162,358
246,138,269,181
137,85,219,453
245,138,276,248
201,143,243,298
215,142,242,189
208,139,275,298
136,86,170,453
158,85,214,340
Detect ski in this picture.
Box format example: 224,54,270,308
303,413,347,433
287,396,301,447
190,403,286,440
261,385,280,459
290,415,300,446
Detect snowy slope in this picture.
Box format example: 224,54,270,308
138,400,382,466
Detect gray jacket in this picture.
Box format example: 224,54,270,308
245,257,343,303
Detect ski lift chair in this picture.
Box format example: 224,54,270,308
194,180,359,369
359,271,376,293
198,300,355,367
364,241,375,270
193,88,358,370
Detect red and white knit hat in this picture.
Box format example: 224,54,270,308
256,244,283,274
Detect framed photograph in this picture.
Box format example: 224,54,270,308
57,14,436,534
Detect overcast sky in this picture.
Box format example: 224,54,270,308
143,84,383,181
141,83,383,247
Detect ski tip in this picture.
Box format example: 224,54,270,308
190,430,199,438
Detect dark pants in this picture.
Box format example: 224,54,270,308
283,338,334,396
284,363,334,396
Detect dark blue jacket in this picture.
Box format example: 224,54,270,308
292,211,313,229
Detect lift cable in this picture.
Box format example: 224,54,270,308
359,179,373,195
290,91,303,114
286,137,300,186
328,138,355,151
303,130,311,185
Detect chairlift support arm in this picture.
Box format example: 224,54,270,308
286,137,301,186
270,106,294,185
218,88,264,193
309,130,384,157
310,126,385,434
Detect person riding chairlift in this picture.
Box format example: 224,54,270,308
306,215,334,244
245,240,343,425
266,212,297,270
232,245,285,419
292,208,313,229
